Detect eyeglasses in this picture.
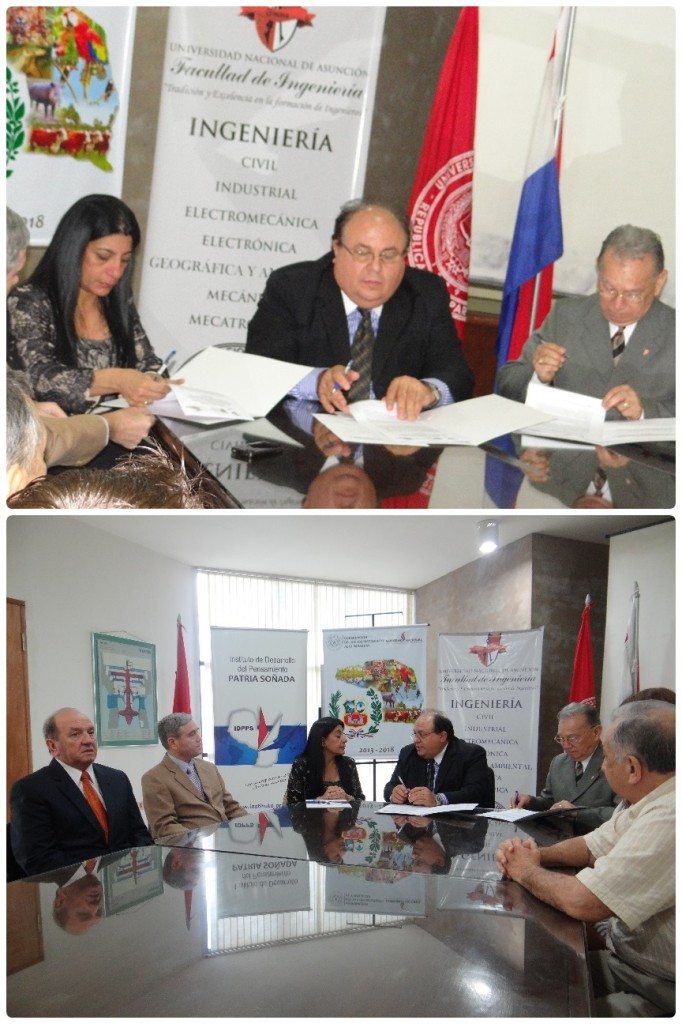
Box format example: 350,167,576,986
412,730,435,739
337,240,406,265
597,282,652,305
554,733,588,746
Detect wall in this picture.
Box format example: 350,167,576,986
601,520,675,718
415,532,610,779
7,516,200,801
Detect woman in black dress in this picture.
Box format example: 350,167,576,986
284,717,364,804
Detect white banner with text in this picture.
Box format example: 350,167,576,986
210,626,308,809
139,5,386,368
437,629,544,806
322,625,428,760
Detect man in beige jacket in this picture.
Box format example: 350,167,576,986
142,713,247,840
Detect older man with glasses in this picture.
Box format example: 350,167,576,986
497,224,674,421
246,198,473,421
384,709,495,808
512,702,618,831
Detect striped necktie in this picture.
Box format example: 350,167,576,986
186,760,205,797
425,759,436,791
611,327,625,363
574,760,584,782
347,308,374,403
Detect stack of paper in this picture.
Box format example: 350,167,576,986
314,393,554,447
148,347,313,424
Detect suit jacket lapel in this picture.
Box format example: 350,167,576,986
318,269,353,363
49,759,104,833
164,753,203,798
580,300,614,379
373,283,412,384
617,300,664,375
574,744,604,798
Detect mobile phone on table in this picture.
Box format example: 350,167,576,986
231,440,284,461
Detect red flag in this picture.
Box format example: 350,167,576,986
568,595,596,706
173,615,192,714
408,7,478,341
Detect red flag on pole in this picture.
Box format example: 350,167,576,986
408,7,478,341
568,595,596,706
173,615,192,714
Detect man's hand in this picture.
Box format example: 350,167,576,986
495,836,539,877
312,420,352,458
519,449,550,483
36,401,67,418
602,384,643,420
389,784,409,804
384,376,434,420
407,786,438,807
531,342,566,383
316,365,360,413
511,792,532,809
595,446,630,469
549,800,577,813
103,408,156,448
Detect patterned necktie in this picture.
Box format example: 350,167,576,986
425,759,436,791
84,858,97,874
81,770,109,840
574,760,584,782
347,308,374,403
186,761,205,797
611,327,625,363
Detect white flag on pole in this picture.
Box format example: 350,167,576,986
620,582,640,703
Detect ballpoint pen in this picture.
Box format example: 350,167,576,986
155,349,177,379
331,359,354,393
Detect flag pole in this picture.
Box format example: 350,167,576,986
529,6,577,333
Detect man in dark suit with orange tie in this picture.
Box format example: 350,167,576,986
10,707,151,876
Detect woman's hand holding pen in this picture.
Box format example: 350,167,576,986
316,362,359,413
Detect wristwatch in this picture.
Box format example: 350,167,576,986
422,382,441,409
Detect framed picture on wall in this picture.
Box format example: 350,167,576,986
92,632,158,746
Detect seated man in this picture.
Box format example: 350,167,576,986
142,714,247,840
513,702,618,830
246,199,473,420
497,225,674,420
384,709,495,807
496,700,675,1016
10,707,152,876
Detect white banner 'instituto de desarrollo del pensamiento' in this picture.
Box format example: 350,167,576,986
210,626,307,809
322,625,428,760
139,6,386,369
438,629,544,805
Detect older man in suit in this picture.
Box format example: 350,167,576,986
513,702,618,831
10,708,152,876
384,709,495,807
246,199,473,421
142,714,247,840
497,225,674,420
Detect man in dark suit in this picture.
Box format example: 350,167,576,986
10,707,152,876
497,225,674,420
246,200,473,420
384,710,495,807
512,702,618,831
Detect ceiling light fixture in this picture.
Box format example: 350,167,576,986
477,519,499,555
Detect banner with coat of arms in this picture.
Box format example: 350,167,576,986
437,629,544,805
322,625,428,760
6,6,136,244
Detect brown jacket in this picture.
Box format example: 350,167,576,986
43,414,107,467
142,753,247,840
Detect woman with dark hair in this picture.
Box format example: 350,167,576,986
8,194,180,413
284,717,364,804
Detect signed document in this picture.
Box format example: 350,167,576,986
523,381,676,444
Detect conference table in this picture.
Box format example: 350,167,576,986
7,803,593,1017
154,399,675,509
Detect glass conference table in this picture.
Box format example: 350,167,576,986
155,398,675,509
7,803,592,1017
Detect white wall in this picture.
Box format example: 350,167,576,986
601,520,675,719
7,516,200,801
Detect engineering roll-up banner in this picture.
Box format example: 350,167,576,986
138,6,386,368
210,626,308,808
437,629,544,806
322,625,428,760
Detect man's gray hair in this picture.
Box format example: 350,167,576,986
332,198,411,247
597,225,665,275
557,702,600,728
7,207,30,271
609,699,675,773
158,712,192,749
7,370,41,471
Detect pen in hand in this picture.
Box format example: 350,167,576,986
513,790,520,808
154,349,177,379
331,359,354,394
